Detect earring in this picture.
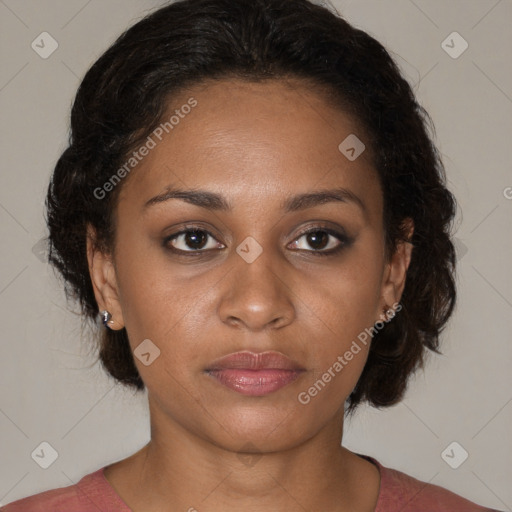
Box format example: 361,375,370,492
382,305,395,320
101,310,113,328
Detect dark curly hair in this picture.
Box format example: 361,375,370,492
46,0,457,414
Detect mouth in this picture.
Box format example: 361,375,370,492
204,351,306,396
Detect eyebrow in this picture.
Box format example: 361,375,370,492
143,186,366,214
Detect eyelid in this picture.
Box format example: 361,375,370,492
292,223,347,240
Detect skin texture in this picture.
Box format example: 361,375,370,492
87,78,413,512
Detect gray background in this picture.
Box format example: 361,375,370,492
0,0,511,509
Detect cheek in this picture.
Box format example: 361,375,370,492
116,264,201,351
291,272,380,417
292,241,383,391
306,246,383,342
113,220,197,330
113,244,225,391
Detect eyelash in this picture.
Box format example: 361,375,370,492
163,224,353,257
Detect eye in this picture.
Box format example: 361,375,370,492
288,227,351,255
164,228,224,253
163,225,352,256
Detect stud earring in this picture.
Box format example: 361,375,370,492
101,310,113,328
382,305,395,320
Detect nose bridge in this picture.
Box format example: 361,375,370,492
218,236,295,330
237,238,281,291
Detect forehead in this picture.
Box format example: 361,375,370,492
118,78,381,216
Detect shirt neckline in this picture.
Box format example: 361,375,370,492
94,453,385,512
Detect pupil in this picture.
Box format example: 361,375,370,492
308,231,328,250
186,230,207,249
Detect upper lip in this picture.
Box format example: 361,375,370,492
205,351,305,371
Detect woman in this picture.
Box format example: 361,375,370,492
2,0,502,510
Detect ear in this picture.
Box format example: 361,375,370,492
378,218,414,320
86,224,125,330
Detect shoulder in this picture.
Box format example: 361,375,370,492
1,467,131,512
360,455,502,512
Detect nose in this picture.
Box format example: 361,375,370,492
217,246,296,332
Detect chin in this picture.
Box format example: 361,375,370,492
201,404,318,452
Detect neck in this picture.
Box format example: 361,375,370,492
108,402,378,512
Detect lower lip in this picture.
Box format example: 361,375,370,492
206,369,304,396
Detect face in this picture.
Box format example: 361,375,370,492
88,78,412,453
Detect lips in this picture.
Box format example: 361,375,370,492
205,351,305,396
206,351,304,371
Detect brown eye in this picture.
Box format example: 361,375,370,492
165,228,223,253
304,231,330,250
182,230,209,250
289,227,352,256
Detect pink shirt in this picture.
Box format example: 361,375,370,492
1,455,501,511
